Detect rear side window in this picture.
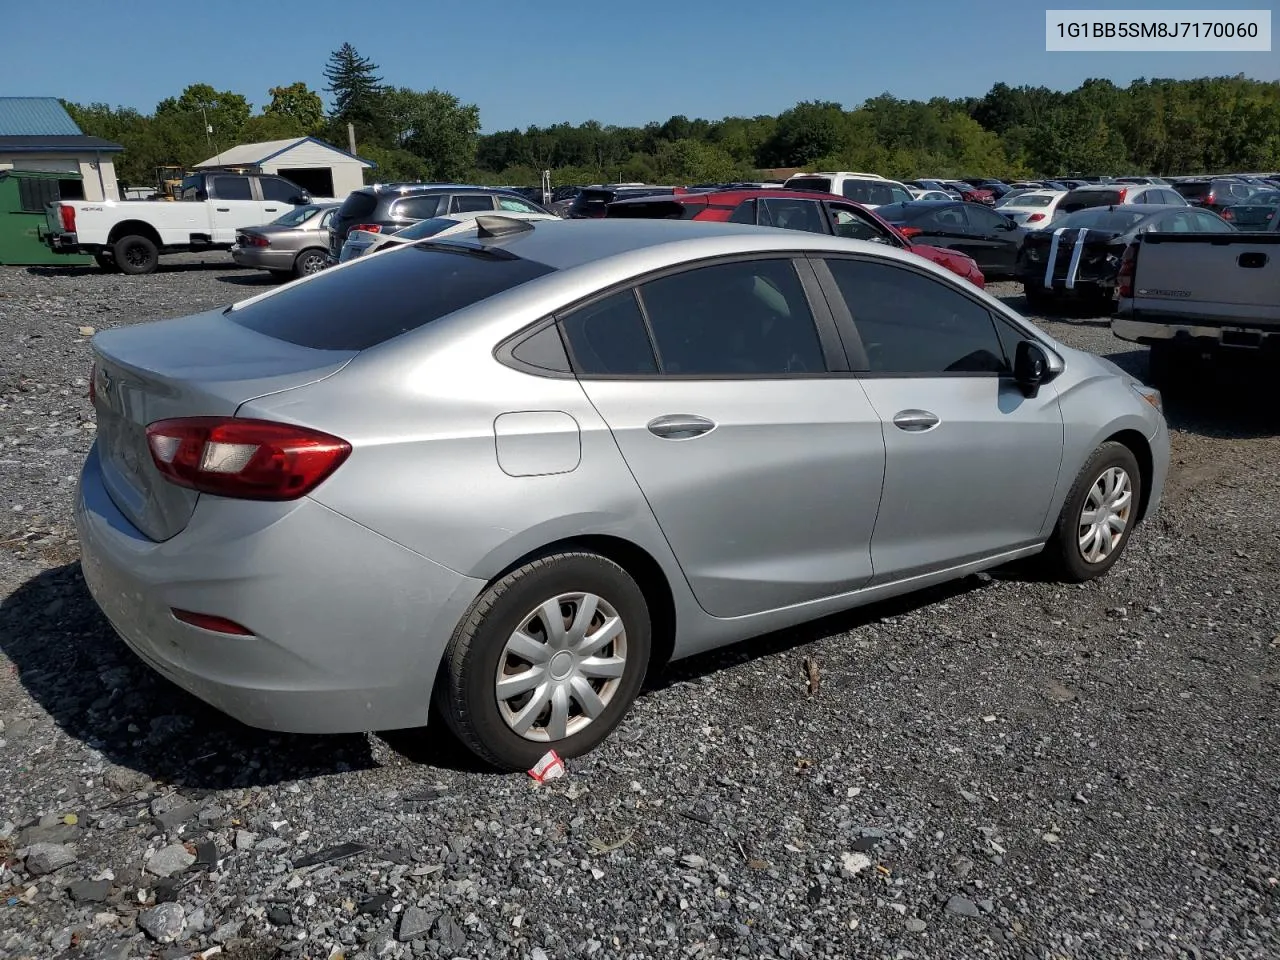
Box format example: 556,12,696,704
758,198,827,233
396,195,443,219
637,259,826,375
228,246,555,351
214,176,253,200
559,291,658,375
338,191,377,219
841,179,898,205
451,195,496,213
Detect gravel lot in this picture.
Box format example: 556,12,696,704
1,257,1277,960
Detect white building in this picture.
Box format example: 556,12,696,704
0,97,122,201
195,137,373,199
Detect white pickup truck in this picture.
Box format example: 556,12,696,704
43,172,326,275
1112,228,1280,382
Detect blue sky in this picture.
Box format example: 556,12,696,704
4,0,1276,132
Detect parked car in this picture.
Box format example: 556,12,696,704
911,189,955,202
566,184,678,218
1114,226,1280,381
963,179,1014,200
1016,205,1234,308
605,188,984,287
339,211,560,261
76,217,1168,769
232,203,339,281
941,181,995,205
44,172,319,275
1115,176,1171,185
1170,178,1257,214
907,179,963,200
874,200,1026,278
1056,183,1187,216
1220,191,1280,229
996,190,1067,226
326,184,551,262
783,172,914,208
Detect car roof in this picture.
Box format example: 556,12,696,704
788,171,886,180
613,187,858,206
429,217,909,272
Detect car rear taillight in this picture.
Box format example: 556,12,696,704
1027,213,1046,222
1221,209,1234,220
350,224,382,234
244,234,270,247
1117,242,1139,299
171,608,254,636
145,417,351,501
897,226,923,239
1116,188,1128,203
59,205,76,233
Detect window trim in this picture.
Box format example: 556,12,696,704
551,253,851,382
809,253,1044,380
494,316,577,379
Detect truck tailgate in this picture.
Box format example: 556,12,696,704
1130,233,1280,326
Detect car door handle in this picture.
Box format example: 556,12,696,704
264,207,278,212
647,414,716,440
216,207,230,212
892,409,940,432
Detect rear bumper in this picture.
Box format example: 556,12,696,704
46,232,85,253
231,246,295,271
75,443,485,734
1112,315,1280,350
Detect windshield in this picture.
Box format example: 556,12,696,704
272,205,323,227
393,217,461,240
1053,209,1148,231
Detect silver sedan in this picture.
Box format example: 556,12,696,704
76,218,1169,769
232,203,339,280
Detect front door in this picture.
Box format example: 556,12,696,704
560,257,886,619
815,255,1065,582
207,174,263,244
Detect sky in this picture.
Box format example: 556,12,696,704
4,0,1277,133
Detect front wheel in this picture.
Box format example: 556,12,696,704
436,552,651,771
1043,442,1143,582
293,249,327,279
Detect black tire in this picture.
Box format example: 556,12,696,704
293,248,328,279
1042,441,1143,583
92,252,118,272
436,552,651,771
112,235,158,275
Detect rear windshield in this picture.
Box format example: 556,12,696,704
394,217,461,240
606,199,690,220
1054,209,1148,231
338,191,377,219
1173,182,1210,199
786,177,832,194
1008,194,1055,207
1058,189,1124,213
227,246,555,351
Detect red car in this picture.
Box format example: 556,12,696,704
605,188,985,289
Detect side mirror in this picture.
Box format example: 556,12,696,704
1014,340,1050,397
291,193,311,205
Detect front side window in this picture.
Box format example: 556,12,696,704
1192,210,1234,231
498,196,541,213
260,177,300,202
823,258,1008,375
637,259,826,376
213,176,253,201
830,204,893,243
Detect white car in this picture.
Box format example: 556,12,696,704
783,171,914,209
996,190,1067,227
339,210,561,262
909,188,955,202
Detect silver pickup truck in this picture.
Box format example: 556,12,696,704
1112,225,1280,381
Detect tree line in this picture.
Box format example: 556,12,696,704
62,43,1280,191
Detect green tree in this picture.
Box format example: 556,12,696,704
760,100,849,167
381,87,481,180
323,43,385,140
265,82,324,133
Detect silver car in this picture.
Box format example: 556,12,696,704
232,203,339,280
339,210,560,262
76,219,1169,770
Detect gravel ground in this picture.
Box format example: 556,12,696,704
1,259,1277,960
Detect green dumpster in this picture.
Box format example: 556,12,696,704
0,170,91,266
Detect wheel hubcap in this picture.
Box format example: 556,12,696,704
1078,466,1132,564
302,255,324,274
495,592,627,743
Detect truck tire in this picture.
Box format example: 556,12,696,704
113,235,159,275
92,252,119,273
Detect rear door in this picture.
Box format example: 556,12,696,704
813,255,1065,581
207,175,262,243
963,205,1022,275
560,256,887,618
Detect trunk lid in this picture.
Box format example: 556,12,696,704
90,309,355,541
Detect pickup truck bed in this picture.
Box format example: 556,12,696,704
1113,232,1280,367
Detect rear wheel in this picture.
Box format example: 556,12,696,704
436,552,651,771
92,252,118,272
293,249,327,279
112,235,158,275
1042,442,1142,582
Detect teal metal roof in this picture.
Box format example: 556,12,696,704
0,98,83,136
